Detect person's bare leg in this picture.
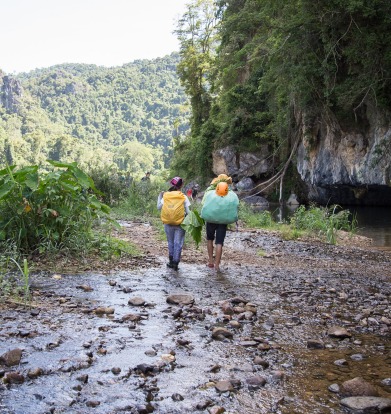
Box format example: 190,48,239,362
207,240,214,267
215,244,223,271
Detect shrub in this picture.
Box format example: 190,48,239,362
0,161,111,255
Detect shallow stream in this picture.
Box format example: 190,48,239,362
0,229,390,414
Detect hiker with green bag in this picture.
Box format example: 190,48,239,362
200,174,239,272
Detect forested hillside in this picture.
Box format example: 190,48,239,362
0,53,189,176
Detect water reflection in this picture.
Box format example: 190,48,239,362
256,204,391,248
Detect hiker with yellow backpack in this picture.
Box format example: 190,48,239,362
201,174,239,272
157,176,191,271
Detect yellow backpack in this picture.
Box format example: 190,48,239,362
161,191,186,225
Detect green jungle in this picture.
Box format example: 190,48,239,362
1,0,390,298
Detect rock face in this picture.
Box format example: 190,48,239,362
296,109,391,205
212,145,275,181
212,108,391,206
0,76,22,113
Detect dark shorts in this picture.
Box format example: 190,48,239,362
206,222,227,245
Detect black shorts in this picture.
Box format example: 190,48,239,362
206,222,227,245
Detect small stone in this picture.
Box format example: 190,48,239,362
3,372,25,384
0,348,23,366
27,367,43,379
328,326,351,339
171,393,184,401
128,297,146,306
340,377,380,397
166,294,195,306
334,359,348,366
246,375,266,390
94,307,114,315
228,320,241,329
208,406,226,414
329,383,340,393
76,285,93,292
340,397,391,411
253,357,269,369
86,400,100,407
212,327,233,340
122,313,142,322
111,367,121,375
215,380,234,393
307,340,325,349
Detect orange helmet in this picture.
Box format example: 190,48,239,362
216,182,229,197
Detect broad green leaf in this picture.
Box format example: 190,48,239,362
0,181,16,200
72,167,91,189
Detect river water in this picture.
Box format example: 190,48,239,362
268,205,391,249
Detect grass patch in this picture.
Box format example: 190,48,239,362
239,202,356,245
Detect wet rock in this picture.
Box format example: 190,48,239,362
215,380,234,393
253,357,269,369
171,393,184,401
340,377,380,397
221,302,234,315
196,400,214,410
340,397,391,412
209,364,221,373
228,320,241,329
244,303,257,314
212,327,233,340
328,326,352,339
108,280,117,286
381,378,391,387
239,341,258,347
161,354,176,363
76,374,88,383
86,400,100,407
122,313,142,322
257,343,271,351
94,307,114,315
230,296,247,304
334,359,348,366
136,404,154,413
76,284,93,292
209,406,226,414
128,297,146,306
111,367,121,375
135,364,155,375
307,340,325,349
329,383,340,393
0,348,23,366
27,367,43,379
30,309,40,317
176,338,190,346
166,294,195,306
350,354,364,361
3,372,25,384
246,375,266,390
271,370,285,383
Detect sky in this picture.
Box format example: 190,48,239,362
0,0,187,74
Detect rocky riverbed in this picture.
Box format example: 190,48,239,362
0,222,390,414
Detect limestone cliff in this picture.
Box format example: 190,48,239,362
296,108,391,205
212,107,391,206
